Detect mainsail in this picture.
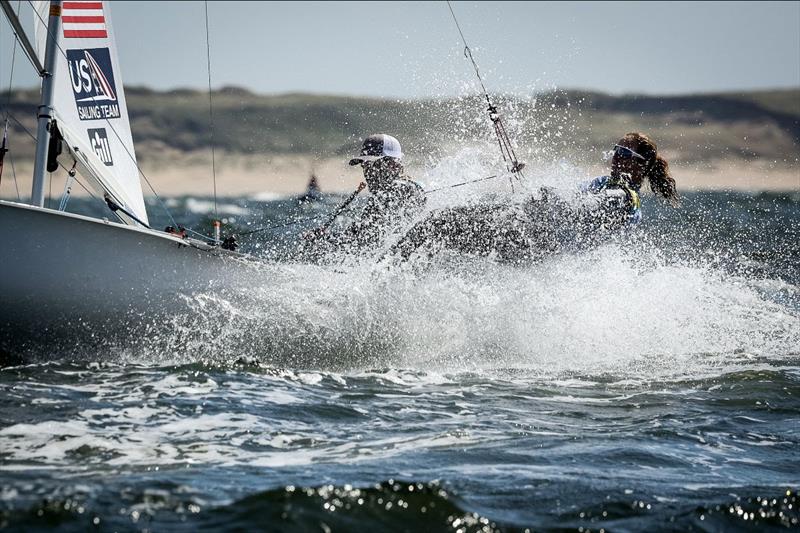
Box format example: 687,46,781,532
34,0,148,225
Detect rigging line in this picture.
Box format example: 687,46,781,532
6,108,36,140
4,109,32,200
26,1,180,230
237,212,331,238
204,0,218,221
71,173,99,201
182,226,217,243
239,184,367,238
1,1,20,197
3,1,20,117
238,219,307,237
55,159,97,200
424,174,499,194
445,0,490,106
0,123,8,190
232,184,369,241
1,0,43,76
9,149,20,200
444,0,526,183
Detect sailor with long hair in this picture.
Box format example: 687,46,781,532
393,132,679,261
583,132,680,224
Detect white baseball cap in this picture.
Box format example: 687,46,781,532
349,134,404,166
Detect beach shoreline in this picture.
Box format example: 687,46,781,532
1,157,797,200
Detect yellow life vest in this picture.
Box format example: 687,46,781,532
606,176,641,211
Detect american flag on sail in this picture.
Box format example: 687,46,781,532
83,50,116,101
62,1,108,39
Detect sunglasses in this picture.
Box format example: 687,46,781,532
361,156,399,166
613,144,646,161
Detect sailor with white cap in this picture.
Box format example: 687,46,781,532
348,133,404,166
348,134,419,196
339,134,425,248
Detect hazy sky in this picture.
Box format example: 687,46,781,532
2,1,799,97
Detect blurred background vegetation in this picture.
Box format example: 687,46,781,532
2,86,797,191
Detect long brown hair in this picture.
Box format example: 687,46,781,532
622,132,680,207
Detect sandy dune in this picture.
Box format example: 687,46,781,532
1,156,797,201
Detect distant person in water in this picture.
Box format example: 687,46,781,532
301,134,425,254
393,132,678,261
298,172,322,204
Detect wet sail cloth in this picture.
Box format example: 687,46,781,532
34,0,147,225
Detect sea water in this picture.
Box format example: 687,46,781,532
0,189,798,531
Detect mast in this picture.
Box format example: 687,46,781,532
31,0,62,207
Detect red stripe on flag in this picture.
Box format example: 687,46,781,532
63,29,108,38
62,16,105,23
63,2,103,9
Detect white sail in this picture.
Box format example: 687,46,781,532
53,112,146,226
34,0,148,225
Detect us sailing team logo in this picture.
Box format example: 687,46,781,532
88,128,113,166
67,48,121,121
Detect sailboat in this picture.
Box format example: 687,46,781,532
0,1,253,357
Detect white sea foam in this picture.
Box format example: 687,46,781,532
184,198,249,216
146,235,798,381
148,375,219,397
250,191,294,202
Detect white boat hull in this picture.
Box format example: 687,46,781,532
0,200,256,359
